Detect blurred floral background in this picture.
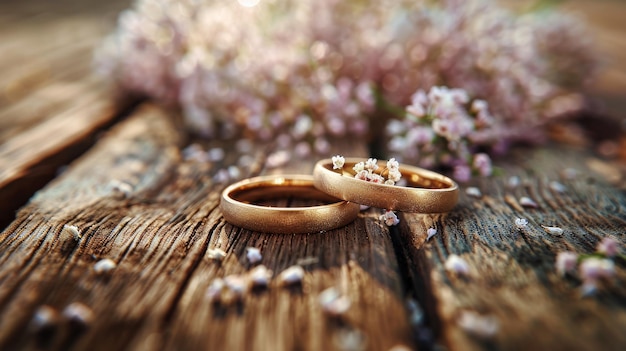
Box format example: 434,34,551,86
96,0,600,181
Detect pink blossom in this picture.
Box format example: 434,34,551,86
579,257,615,283
597,237,619,257
426,228,437,241
97,0,596,176
555,251,578,276
453,165,471,183
380,210,400,226
473,153,492,177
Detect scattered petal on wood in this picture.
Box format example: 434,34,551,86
507,176,520,188
465,187,482,198
514,217,528,230
61,224,81,242
319,287,351,316
246,247,262,264
444,254,470,276
380,210,400,226
549,180,566,193
457,310,499,339
249,265,273,287
62,303,94,327
296,257,319,266
426,228,437,241
207,248,227,261
542,225,564,235
107,179,133,198
30,305,59,331
93,258,117,275
224,274,248,298
206,278,225,303
278,265,305,286
519,196,538,208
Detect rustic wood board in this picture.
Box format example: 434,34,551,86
399,148,626,350
0,104,624,351
0,105,416,351
0,0,131,227
0,1,625,350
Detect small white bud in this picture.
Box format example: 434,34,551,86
207,248,227,261
279,265,305,285
542,225,564,235
249,265,273,287
224,274,248,298
62,302,93,326
108,179,133,198
380,210,400,226
61,225,81,241
549,181,566,193
246,247,262,264
319,287,351,316
296,257,320,266
93,258,117,275
352,162,365,173
31,305,59,331
426,228,437,241
507,176,520,188
206,278,225,302
332,155,345,170
519,197,538,208
514,217,528,230
465,187,482,198
444,254,470,276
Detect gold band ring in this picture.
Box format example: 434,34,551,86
313,158,459,212
220,175,360,234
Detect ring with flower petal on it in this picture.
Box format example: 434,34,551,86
220,174,361,234
313,158,459,213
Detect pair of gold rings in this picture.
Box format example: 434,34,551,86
220,158,459,234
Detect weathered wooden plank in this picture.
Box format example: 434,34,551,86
0,104,416,351
0,80,129,228
398,147,626,350
0,0,132,227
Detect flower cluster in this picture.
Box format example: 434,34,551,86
97,0,596,180
352,158,402,186
333,155,402,226
387,86,497,180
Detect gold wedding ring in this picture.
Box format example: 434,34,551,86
220,175,360,234
313,158,459,212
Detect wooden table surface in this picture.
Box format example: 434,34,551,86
1,1,625,350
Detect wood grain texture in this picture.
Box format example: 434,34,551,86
0,0,132,227
0,1,625,350
0,104,416,351
398,148,626,351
